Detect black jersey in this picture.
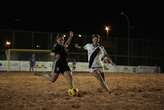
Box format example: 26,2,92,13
52,43,68,59
51,43,70,74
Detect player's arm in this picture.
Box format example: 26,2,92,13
101,47,113,64
74,42,89,51
74,43,82,49
103,56,113,64
50,52,60,60
50,44,60,60
64,31,74,48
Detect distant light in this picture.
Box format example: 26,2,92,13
105,26,109,31
63,34,66,37
36,45,40,48
6,41,11,46
78,34,82,37
105,26,112,32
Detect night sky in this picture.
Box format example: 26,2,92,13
0,1,164,69
0,1,164,40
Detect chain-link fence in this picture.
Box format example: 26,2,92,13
0,30,163,71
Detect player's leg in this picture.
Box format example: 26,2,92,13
48,72,59,82
61,60,75,89
100,71,105,81
41,60,60,82
48,59,61,82
29,64,32,72
48,60,61,82
97,71,110,94
92,69,111,94
40,71,59,82
32,65,34,72
63,71,74,89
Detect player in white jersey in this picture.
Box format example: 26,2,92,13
75,34,113,94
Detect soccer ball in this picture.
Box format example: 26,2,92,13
68,88,79,96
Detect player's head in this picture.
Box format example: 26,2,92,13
92,34,100,45
56,34,64,45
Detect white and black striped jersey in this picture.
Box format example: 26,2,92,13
83,43,107,68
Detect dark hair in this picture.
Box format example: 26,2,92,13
92,34,97,39
56,33,64,40
92,34,101,39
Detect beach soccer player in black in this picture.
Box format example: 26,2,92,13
48,31,76,90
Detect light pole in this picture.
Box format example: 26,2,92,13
5,41,11,49
105,25,111,39
5,41,11,72
120,11,130,65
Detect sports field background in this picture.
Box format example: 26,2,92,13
0,72,164,110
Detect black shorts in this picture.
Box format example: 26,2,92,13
53,59,70,74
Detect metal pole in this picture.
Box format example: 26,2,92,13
120,12,130,65
12,32,15,48
32,32,34,48
107,31,109,40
